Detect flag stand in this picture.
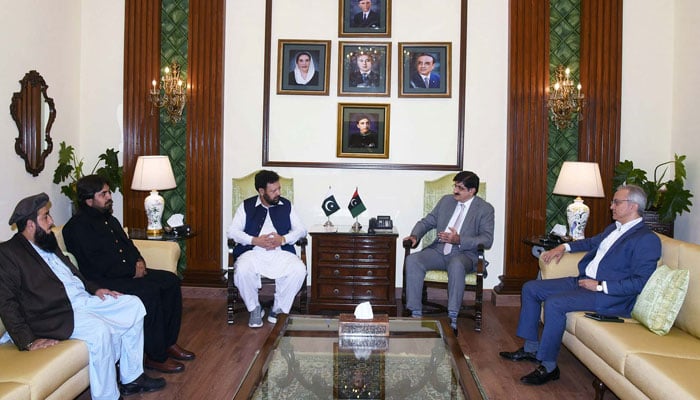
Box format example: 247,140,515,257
323,217,334,228
351,217,362,232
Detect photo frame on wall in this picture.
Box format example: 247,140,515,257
398,42,452,98
339,0,391,37
337,103,390,159
277,39,331,95
338,42,391,97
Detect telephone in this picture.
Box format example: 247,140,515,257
368,215,393,233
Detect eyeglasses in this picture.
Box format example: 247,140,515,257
610,199,630,206
453,183,469,192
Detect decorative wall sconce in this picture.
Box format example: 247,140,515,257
547,65,585,130
149,62,187,124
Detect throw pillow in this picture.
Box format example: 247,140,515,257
632,265,690,336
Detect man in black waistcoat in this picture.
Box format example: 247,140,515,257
63,175,195,374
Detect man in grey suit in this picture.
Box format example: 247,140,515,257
404,171,495,329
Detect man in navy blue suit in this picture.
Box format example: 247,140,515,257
350,0,380,28
499,184,661,385
409,53,441,89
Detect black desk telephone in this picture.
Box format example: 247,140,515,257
368,216,393,233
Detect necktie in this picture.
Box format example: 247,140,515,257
363,13,367,21
362,73,368,83
424,77,430,88
443,203,465,255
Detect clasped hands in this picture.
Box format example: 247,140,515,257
252,232,285,250
437,227,460,245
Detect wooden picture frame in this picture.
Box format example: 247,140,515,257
337,103,390,158
398,42,452,98
339,0,391,37
277,39,331,95
338,41,391,97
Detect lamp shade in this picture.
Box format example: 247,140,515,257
552,161,605,198
130,155,176,191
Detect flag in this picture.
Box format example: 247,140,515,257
348,187,367,218
321,188,340,216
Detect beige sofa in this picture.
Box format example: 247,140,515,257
0,227,180,400
540,233,700,400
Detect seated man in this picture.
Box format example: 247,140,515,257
227,170,307,328
499,184,661,385
403,171,495,329
63,175,194,374
0,193,165,400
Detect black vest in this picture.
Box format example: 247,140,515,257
233,196,295,257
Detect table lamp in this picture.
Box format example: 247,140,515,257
130,155,177,236
552,161,605,240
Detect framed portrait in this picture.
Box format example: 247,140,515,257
338,42,391,97
337,103,390,159
339,0,391,37
333,343,385,399
277,39,331,95
398,42,452,98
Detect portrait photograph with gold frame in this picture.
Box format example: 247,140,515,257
337,103,390,159
398,42,452,98
277,39,331,95
339,0,391,38
338,41,391,97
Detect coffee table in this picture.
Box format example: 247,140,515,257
233,315,486,399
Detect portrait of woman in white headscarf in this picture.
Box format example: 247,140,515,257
288,51,319,86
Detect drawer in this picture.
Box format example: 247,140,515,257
317,266,389,279
316,249,362,263
354,237,394,250
315,283,354,300
352,284,390,301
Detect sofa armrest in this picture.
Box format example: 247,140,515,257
133,240,180,275
539,252,584,280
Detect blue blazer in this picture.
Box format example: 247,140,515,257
410,72,441,89
569,222,661,315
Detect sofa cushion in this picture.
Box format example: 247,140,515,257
572,313,700,374
673,239,700,339
0,340,88,400
0,382,30,400
625,353,700,400
632,265,689,335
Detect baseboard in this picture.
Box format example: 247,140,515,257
490,290,521,307
182,286,226,299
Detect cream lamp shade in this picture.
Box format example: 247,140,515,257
130,155,176,236
552,161,605,240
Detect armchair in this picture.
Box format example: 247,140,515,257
226,171,308,325
401,174,489,332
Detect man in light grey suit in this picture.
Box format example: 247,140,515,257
404,171,495,329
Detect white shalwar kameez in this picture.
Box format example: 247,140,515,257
228,198,307,313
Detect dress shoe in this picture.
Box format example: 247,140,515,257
499,347,538,362
145,356,185,373
120,373,166,396
167,343,196,361
520,365,560,385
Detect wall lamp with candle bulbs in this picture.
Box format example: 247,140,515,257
149,62,187,124
547,65,585,130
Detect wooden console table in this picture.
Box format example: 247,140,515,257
309,226,398,316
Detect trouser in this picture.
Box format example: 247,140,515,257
71,294,146,400
405,247,475,313
234,249,307,313
101,269,182,362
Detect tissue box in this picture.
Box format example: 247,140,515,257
338,314,389,336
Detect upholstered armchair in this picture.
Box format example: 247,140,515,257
401,174,489,332
227,171,308,325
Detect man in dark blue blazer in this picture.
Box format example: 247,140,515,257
350,0,380,28
500,184,661,386
409,53,441,89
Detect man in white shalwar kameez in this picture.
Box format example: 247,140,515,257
0,193,165,400
227,170,307,328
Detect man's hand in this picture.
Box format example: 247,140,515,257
578,278,599,292
252,232,284,250
134,259,147,278
437,227,460,245
402,235,417,248
27,338,59,351
540,244,566,265
95,288,122,300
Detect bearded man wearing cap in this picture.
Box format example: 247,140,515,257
63,175,194,374
0,193,166,400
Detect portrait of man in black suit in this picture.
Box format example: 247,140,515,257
340,0,390,37
350,0,380,28
399,43,451,97
337,104,390,159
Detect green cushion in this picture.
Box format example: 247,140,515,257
632,265,690,336
424,270,478,286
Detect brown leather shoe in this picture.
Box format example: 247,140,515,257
145,357,184,373
167,344,196,361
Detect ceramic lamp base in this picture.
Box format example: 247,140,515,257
144,190,165,237
566,197,590,240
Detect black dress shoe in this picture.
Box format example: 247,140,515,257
520,365,560,385
145,357,185,373
120,373,166,396
499,347,538,362
167,343,196,361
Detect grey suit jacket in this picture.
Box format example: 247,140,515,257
410,195,495,263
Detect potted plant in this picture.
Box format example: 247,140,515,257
613,154,693,235
52,141,123,204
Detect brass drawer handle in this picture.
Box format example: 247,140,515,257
334,254,340,260
333,269,340,276
333,288,340,295
366,289,373,296
367,270,373,276
367,254,373,260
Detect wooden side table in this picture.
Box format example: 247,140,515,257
309,226,398,316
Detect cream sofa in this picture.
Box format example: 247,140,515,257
0,227,180,400
540,233,700,400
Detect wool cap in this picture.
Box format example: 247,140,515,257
9,192,49,225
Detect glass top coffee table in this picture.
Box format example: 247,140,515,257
234,315,486,399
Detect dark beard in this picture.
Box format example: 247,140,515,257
99,200,114,215
263,193,280,206
34,226,59,252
